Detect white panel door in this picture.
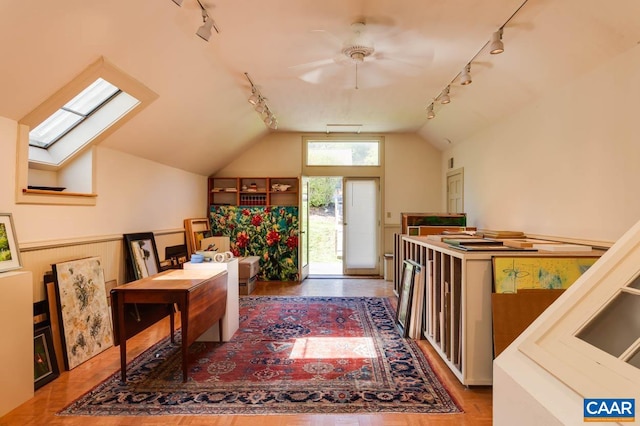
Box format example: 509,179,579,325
447,169,464,213
343,178,379,275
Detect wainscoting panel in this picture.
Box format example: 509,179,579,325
20,229,185,302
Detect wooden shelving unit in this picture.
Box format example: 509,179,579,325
398,236,494,385
208,176,299,207
395,234,604,386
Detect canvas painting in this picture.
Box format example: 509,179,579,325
493,256,599,293
53,256,113,369
130,238,158,278
0,213,22,272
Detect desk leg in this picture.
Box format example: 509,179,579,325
117,296,127,383
169,305,175,344
219,318,224,342
180,300,188,382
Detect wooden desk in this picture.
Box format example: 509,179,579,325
111,269,227,382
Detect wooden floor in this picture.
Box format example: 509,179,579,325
0,277,492,426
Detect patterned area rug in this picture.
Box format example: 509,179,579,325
59,296,461,416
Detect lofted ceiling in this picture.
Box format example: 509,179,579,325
1,1,639,176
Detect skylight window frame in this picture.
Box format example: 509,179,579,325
28,80,122,150
16,56,158,206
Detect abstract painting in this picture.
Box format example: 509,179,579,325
53,256,113,369
492,256,599,293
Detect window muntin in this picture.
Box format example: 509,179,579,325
576,274,640,366
29,78,121,149
306,141,380,166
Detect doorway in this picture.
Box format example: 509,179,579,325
307,176,380,276
447,168,464,213
308,176,343,275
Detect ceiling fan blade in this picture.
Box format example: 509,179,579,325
288,57,341,72
353,61,397,88
372,52,433,76
298,64,347,85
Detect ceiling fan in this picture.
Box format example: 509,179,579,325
290,21,433,89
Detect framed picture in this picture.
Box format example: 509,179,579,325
52,256,113,370
0,213,22,273
164,244,188,269
184,218,211,256
396,260,421,337
492,255,599,293
34,325,60,390
123,232,161,281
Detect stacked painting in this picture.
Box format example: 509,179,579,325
52,256,113,370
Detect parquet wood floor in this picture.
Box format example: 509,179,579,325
0,277,492,426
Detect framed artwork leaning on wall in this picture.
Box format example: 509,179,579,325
0,213,22,273
123,232,161,282
396,260,421,337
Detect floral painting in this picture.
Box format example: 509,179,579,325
53,256,113,369
210,206,299,281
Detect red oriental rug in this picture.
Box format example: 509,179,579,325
59,296,462,416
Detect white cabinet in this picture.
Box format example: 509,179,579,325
183,259,239,341
0,271,33,416
401,236,495,385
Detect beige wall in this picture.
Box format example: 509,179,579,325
0,115,208,299
217,131,443,224
216,131,443,252
459,29,640,426
442,43,640,244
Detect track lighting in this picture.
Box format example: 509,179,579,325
171,0,183,6
248,90,259,105
255,99,266,114
195,0,219,42
440,86,451,104
489,29,504,54
423,0,528,123
460,64,472,85
244,72,278,130
426,103,435,119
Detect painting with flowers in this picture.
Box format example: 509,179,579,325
210,206,299,281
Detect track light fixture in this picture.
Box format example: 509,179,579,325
460,64,472,85
489,28,504,54
426,103,435,119
195,0,219,42
244,72,278,130
248,89,259,105
424,0,530,124
440,86,451,104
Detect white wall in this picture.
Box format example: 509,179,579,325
443,43,640,243
216,131,442,255
0,115,208,297
217,131,443,226
440,28,640,426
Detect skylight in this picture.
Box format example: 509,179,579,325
29,78,120,149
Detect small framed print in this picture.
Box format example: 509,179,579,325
34,325,59,390
123,232,161,281
0,213,22,273
396,260,421,337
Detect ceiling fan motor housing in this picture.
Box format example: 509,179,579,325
342,44,375,62
342,22,375,62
